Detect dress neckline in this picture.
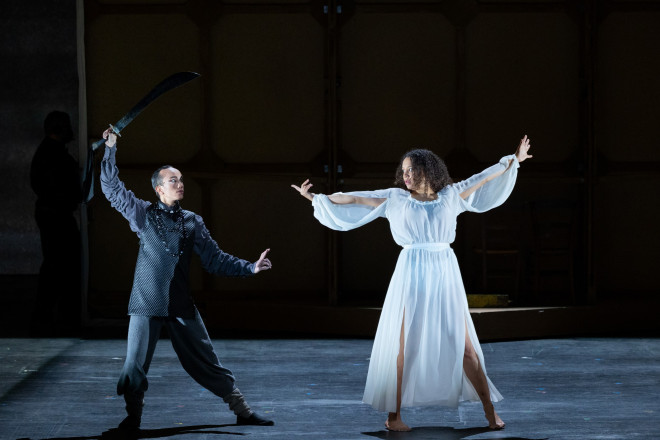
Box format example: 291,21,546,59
407,194,442,205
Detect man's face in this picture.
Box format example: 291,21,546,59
156,167,184,205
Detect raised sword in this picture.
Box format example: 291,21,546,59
90,71,200,151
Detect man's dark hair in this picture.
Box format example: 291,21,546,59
394,148,453,193
151,165,174,193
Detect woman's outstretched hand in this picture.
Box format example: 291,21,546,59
291,179,315,202
516,135,533,163
253,248,272,274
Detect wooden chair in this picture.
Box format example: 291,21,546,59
529,199,578,304
473,204,526,302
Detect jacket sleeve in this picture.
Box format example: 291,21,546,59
452,155,519,213
193,214,255,277
100,146,149,233
311,189,391,231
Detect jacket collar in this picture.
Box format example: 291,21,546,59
156,200,181,213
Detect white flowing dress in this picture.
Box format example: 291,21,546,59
312,155,519,412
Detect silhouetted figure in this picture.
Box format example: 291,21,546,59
30,110,82,337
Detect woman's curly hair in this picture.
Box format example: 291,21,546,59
394,149,453,193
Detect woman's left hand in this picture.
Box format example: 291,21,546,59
516,135,533,163
253,248,272,273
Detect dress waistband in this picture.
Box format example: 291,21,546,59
402,243,450,250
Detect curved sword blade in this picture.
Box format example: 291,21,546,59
91,71,200,151
113,71,200,133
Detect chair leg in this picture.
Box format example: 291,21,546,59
568,256,576,304
482,252,488,293
513,254,521,304
533,257,540,304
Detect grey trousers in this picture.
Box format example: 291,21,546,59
117,310,252,419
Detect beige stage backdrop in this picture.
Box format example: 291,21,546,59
80,0,660,333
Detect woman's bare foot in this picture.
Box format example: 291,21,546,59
483,402,505,429
385,412,411,432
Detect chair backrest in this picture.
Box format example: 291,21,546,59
479,203,527,252
529,199,578,252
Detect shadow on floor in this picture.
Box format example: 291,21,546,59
362,425,548,439
16,424,246,440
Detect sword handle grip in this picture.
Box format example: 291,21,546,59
91,124,121,151
91,138,106,151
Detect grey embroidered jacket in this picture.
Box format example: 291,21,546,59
100,146,255,318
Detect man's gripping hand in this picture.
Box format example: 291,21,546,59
103,127,117,148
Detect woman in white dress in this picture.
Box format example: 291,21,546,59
292,136,532,431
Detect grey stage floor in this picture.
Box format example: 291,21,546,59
0,337,659,440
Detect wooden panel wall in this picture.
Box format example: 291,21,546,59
83,0,660,321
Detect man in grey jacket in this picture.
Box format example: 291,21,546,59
100,128,273,431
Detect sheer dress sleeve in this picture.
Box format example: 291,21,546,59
452,154,519,213
311,189,392,231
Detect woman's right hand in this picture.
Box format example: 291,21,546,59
291,179,314,202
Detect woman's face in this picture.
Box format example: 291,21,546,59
401,157,420,191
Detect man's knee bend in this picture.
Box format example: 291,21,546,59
117,362,148,396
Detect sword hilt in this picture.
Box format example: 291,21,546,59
91,139,105,151
90,124,122,151
108,123,122,137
